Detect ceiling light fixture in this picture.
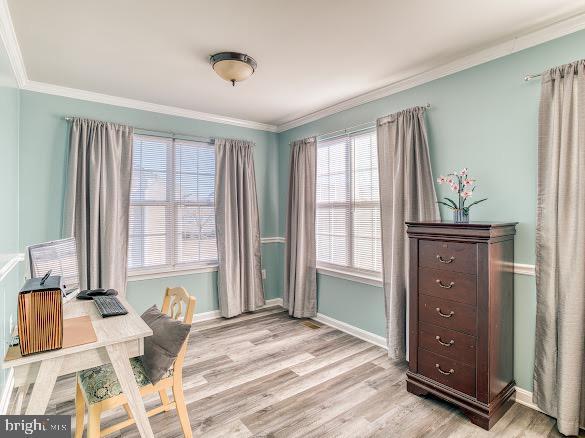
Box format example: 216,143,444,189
209,52,257,86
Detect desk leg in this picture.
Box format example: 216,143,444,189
12,384,29,414
105,343,154,438
25,357,64,415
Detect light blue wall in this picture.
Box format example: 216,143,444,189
127,242,284,315
278,29,585,391
3,28,585,398
0,40,19,254
17,91,284,315
0,38,21,396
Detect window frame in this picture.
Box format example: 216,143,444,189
127,134,218,278
316,127,382,280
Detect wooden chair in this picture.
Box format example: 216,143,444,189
74,287,196,438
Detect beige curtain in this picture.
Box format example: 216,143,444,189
284,137,317,317
377,107,439,359
215,138,265,318
534,59,585,436
63,118,133,294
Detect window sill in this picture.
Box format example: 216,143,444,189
316,266,383,287
128,265,219,281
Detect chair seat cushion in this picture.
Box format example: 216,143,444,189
77,357,173,404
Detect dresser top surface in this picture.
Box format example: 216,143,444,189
406,221,517,239
406,221,518,228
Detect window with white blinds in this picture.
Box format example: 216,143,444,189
316,128,382,275
128,134,217,274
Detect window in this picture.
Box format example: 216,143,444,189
128,134,217,274
316,128,382,275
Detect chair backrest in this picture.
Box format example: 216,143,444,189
28,238,80,294
160,287,196,374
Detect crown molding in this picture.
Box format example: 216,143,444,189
0,0,278,132
275,11,585,132
0,0,26,87
3,0,585,134
23,81,278,132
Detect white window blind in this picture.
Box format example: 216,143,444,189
316,128,382,275
128,134,217,274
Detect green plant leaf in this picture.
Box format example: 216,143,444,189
437,201,455,210
466,198,487,208
443,198,458,208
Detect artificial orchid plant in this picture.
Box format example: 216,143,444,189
436,168,487,215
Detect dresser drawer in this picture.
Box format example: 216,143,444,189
419,294,476,335
418,348,476,397
419,321,476,365
419,240,477,274
419,267,476,306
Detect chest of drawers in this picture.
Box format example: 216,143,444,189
405,221,517,430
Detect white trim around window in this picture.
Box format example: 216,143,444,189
317,265,383,287
128,134,218,276
128,263,219,281
316,127,382,275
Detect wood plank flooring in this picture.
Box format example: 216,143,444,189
10,306,578,437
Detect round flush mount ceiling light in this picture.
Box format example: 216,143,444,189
210,52,257,86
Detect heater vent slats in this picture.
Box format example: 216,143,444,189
18,289,63,355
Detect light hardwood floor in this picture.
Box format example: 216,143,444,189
10,306,580,437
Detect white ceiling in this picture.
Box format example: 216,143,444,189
7,0,585,127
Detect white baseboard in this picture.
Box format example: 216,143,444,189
265,298,283,307
313,312,542,416
192,309,222,323
0,368,14,414
192,298,284,323
312,313,387,349
514,386,541,412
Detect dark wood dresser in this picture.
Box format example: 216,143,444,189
405,221,517,430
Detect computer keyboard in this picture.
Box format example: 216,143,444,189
93,295,128,318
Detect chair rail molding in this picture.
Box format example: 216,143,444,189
0,253,24,283
514,263,536,276
260,237,286,244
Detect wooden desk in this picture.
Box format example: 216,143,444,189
2,297,155,438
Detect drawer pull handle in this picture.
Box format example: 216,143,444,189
435,364,455,375
435,307,455,318
435,335,455,347
436,279,455,289
436,255,455,264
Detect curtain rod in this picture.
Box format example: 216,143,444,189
63,117,214,144
524,73,541,81
315,103,431,141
